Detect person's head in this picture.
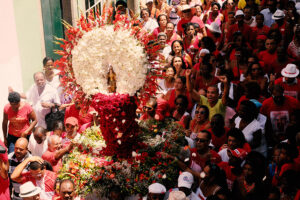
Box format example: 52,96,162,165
59,179,76,200
281,63,299,83
20,181,41,200
227,128,246,149
200,163,227,188
195,130,211,152
200,55,213,77
177,171,194,195
14,138,28,161
171,56,186,72
228,11,236,24
235,10,245,23
256,34,267,50
246,62,264,78
278,142,299,164
207,85,219,104
141,8,150,21
144,97,157,116
232,32,244,47
227,0,235,9
255,13,264,27
267,0,276,12
109,186,123,200
147,183,166,200
166,22,175,35
175,95,189,114
65,117,79,136
267,29,282,45
211,114,225,132
211,2,221,14
33,72,46,89
116,0,127,13
195,105,210,123
8,92,21,111
243,6,252,20
146,0,154,10
174,76,186,91
48,135,62,152
200,37,216,53
165,66,176,79
42,57,54,72
157,33,167,47
33,126,47,144
195,4,202,16
182,6,192,20
184,23,196,37
53,120,64,137
244,81,261,99
28,161,45,180
244,151,266,182
295,24,300,39
238,100,258,121
267,186,280,200
279,170,299,195
171,40,184,56
272,84,285,105
157,14,168,27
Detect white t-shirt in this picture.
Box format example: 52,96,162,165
28,134,48,157
26,84,61,128
143,18,159,33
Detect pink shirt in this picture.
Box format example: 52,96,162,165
42,150,62,173
4,103,33,137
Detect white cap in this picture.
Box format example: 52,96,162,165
146,0,153,4
281,64,299,78
205,22,222,34
168,191,189,200
19,181,41,198
272,9,285,20
178,172,194,189
199,48,210,55
148,183,166,194
235,10,244,17
182,4,191,11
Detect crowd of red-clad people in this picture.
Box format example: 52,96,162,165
1,0,300,199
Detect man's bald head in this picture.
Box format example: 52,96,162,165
33,126,47,144
48,135,62,152
14,138,28,161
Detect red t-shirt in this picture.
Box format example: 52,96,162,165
209,127,230,151
189,148,221,170
0,141,10,200
258,50,278,74
272,162,300,186
64,104,95,128
227,23,252,42
218,161,237,190
194,76,219,92
4,103,33,137
275,77,300,100
42,150,62,173
177,16,205,36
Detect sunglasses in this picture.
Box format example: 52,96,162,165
143,106,154,111
195,110,206,115
182,10,191,13
195,138,208,143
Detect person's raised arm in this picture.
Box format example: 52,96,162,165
22,110,37,138
186,69,201,103
54,142,74,160
219,76,229,105
8,87,27,99
11,156,43,183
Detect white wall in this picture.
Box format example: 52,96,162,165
0,0,24,141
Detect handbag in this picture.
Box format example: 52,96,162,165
45,105,65,131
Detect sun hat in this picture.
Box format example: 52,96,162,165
281,64,299,78
65,117,79,126
235,10,244,17
146,0,153,4
182,4,192,12
199,49,210,55
19,181,41,198
272,9,285,20
205,22,222,34
148,183,166,194
178,172,194,189
168,191,189,200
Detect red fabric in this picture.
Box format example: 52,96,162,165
271,21,286,36
251,26,270,46
275,77,300,100
168,89,193,112
184,36,199,61
218,161,237,190
42,150,62,173
272,162,300,186
209,127,229,151
4,103,33,137
236,95,265,111
177,16,205,35
194,76,220,92
64,104,94,128
258,50,278,74
260,95,300,118
271,58,294,76
166,32,180,46
0,141,10,200
191,16,205,29
189,148,221,169
243,143,252,153
227,23,252,42
21,170,57,193
151,27,164,39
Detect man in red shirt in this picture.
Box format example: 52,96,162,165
11,156,57,200
227,10,252,43
274,64,300,100
42,135,73,172
258,37,278,74
251,13,270,45
261,84,300,143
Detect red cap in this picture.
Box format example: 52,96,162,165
229,148,247,160
65,117,78,126
256,34,267,41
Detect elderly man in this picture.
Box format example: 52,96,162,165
26,72,61,129
63,117,80,145
11,156,56,200
28,127,48,157
53,179,81,200
42,135,73,172
19,181,41,200
8,138,31,200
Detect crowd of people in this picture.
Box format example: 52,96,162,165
0,0,300,199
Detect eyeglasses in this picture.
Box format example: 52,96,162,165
195,110,206,115
195,138,208,143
